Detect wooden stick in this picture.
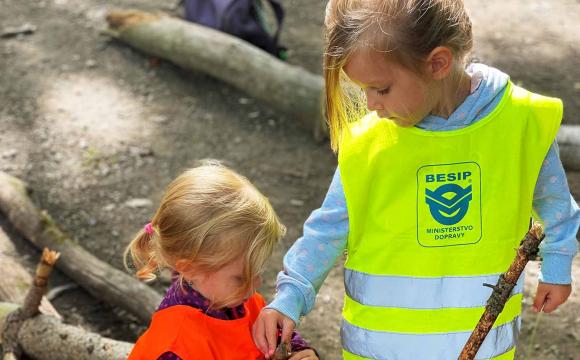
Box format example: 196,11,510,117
0,226,60,318
1,248,60,359
20,248,60,319
457,223,545,360
273,341,292,360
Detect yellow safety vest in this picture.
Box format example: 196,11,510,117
338,82,562,360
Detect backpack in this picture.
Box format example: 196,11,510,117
183,0,286,59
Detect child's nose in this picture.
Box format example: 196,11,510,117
366,92,384,111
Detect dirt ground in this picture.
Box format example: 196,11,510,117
1,0,579,359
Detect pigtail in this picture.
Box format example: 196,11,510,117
123,226,160,282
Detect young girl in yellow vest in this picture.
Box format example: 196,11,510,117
125,161,319,360
253,1,579,359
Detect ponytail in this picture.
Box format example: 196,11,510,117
124,227,159,281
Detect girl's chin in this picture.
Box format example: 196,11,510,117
377,114,409,126
390,118,411,127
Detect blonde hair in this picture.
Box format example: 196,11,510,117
324,0,473,151
124,160,286,308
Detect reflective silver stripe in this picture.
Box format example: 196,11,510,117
344,269,524,309
341,316,520,360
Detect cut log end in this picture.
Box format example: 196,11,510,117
106,9,163,31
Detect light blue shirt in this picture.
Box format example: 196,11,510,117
268,64,580,324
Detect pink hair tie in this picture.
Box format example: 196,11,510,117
144,222,154,235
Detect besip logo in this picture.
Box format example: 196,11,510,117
425,171,473,225
425,183,473,225
418,163,481,247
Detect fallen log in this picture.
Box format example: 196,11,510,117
557,124,580,171
105,9,326,140
0,172,162,324
0,310,133,360
0,249,133,360
0,226,60,319
103,10,580,157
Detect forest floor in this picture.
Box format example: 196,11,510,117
1,0,579,358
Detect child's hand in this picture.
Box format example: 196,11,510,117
532,282,572,313
253,308,296,359
289,349,318,360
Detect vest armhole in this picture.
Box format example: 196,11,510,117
149,307,196,359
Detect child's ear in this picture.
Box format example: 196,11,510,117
175,259,195,274
425,46,454,80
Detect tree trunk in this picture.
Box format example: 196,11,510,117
0,227,60,318
0,304,133,360
0,172,162,324
106,10,326,140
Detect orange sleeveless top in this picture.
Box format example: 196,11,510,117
128,293,266,360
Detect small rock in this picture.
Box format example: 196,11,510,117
248,111,260,119
85,59,97,68
129,146,154,157
103,204,115,212
1,149,17,159
99,164,110,176
238,97,251,105
151,115,168,123
0,23,36,38
124,198,153,208
290,199,304,207
268,119,276,127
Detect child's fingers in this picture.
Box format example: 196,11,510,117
532,283,572,313
280,318,295,344
541,294,559,313
532,286,549,313
252,316,269,357
264,316,278,358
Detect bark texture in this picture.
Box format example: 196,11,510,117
0,305,133,360
458,223,544,360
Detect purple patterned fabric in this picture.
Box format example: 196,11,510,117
155,279,312,360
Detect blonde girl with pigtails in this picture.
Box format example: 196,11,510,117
125,161,318,360
253,1,579,359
